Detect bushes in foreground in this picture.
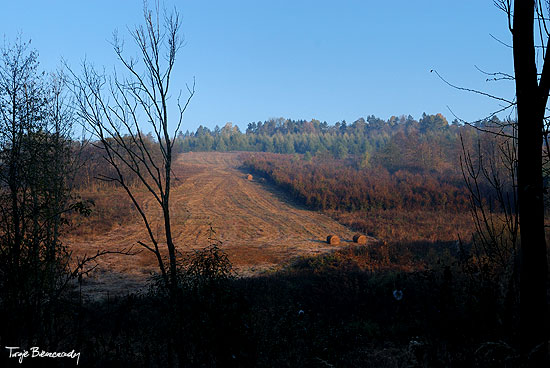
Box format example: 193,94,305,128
0,240,530,367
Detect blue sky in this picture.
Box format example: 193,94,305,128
1,1,514,132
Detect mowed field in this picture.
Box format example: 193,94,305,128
66,152,370,297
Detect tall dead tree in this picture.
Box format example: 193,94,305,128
494,0,549,358
71,4,194,296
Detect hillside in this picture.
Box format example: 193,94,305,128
66,152,370,297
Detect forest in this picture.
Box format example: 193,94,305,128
175,113,467,161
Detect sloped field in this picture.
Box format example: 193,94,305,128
66,152,371,297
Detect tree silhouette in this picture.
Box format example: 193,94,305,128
496,1,549,359
437,2,549,359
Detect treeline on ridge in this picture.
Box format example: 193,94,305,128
174,113,498,168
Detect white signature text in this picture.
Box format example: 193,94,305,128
5,346,80,365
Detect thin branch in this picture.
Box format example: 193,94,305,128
490,33,513,49
431,69,515,105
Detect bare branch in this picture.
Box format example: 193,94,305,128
431,69,515,104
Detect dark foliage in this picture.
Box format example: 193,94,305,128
3,240,528,368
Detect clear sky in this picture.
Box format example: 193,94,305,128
1,1,515,132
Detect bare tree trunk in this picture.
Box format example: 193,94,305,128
513,0,548,357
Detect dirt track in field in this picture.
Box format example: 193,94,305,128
67,152,371,297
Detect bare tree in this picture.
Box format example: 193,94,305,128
434,1,549,359
488,0,549,359
71,3,194,296
445,2,550,358
460,125,520,314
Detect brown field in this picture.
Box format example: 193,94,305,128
66,152,371,297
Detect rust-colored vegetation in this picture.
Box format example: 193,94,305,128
241,152,478,244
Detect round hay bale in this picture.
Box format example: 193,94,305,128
353,234,367,244
327,235,340,245
247,174,253,181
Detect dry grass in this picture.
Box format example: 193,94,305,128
328,208,475,243
70,186,138,238
65,152,374,294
